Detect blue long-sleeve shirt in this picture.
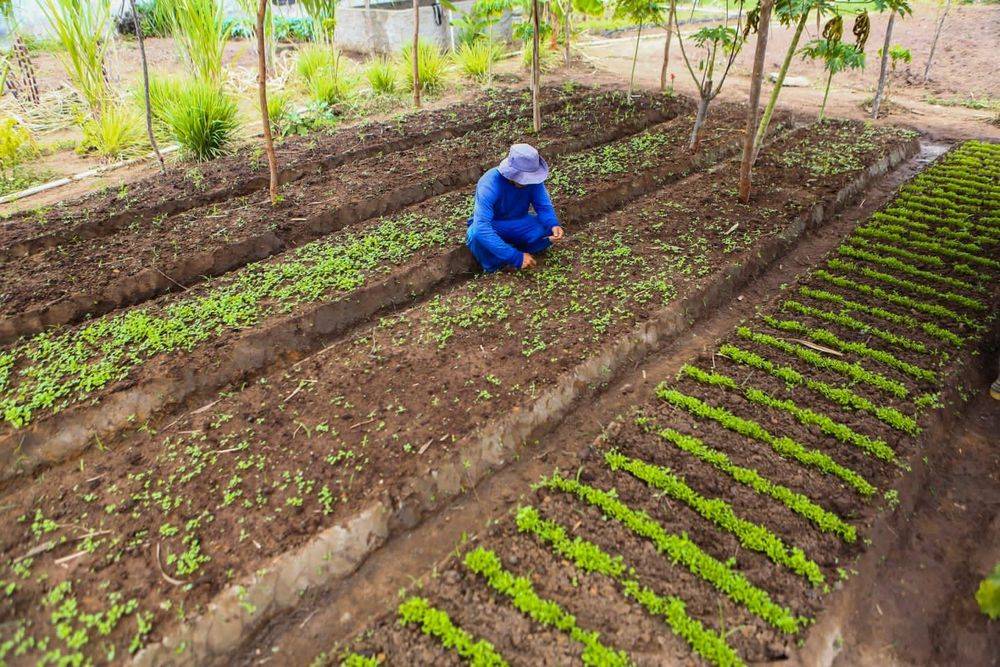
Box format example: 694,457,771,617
467,168,559,269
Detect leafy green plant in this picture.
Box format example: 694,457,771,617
605,448,827,585
464,547,630,665
976,563,1000,620
364,56,397,95
153,78,238,160
168,0,228,84
541,473,808,633
0,117,35,178
397,597,508,665
266,90,296,137
637,417,857,542
400,41,449,95
799,37,865,120
657,385,877,497
515,506,744,666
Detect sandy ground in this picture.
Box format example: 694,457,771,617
577,2,1000,142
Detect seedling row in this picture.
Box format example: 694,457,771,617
339,140,999,666
0,120,916,664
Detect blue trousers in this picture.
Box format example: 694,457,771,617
467,213,552,273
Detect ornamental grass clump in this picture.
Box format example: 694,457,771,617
400,41,449,94
296,45,355,107
454,40,502,82
364,56,397,94
159,79,239,160
168,0,228,84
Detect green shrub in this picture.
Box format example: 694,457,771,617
160,79,239,160
0,117,35,178
400,40,449,94
454,40,501,82
364,56,397,95
295,43,336,86
80,105,144,159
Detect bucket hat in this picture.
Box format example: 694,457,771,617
498,143,549,185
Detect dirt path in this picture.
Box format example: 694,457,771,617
232,140,951,667
577,2,1000,143
832,388,1000,666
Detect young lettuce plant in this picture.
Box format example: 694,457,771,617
799,31,865,120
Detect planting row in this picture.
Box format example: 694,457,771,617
339,140,1000,666
0,100,757,480
0,85,589,255
0,120,916,665
0,89,684,343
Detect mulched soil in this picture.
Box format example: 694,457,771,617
0,89,682,329
0,118,915,664
339,142,1000,665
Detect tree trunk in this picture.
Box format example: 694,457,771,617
752,7,808,163
923,0,949,82
413,0,421,107
563,2,571,66
257,0,279,204
871,12,895,120
819,69,833,120
629,23,642,94
737,0,772,203
532,0,541,132
659,0,676,91
689,89,710,150
129,0,165,174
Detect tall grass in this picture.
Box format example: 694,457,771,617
364,56,397,95
400,41,448,95
135,0,174,37
295,43,336,86
159,78,239,160
454,40,502,82
168,0,227,84
296,45,355,107
80,105,143,159
36,0,112,119
298,0,337,43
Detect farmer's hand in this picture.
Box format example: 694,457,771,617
520,253,536,270
548,226,565,242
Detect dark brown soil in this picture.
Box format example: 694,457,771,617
0,86,585,252
0,118,914,664
0,89,683,340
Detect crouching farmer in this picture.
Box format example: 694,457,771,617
467,144,565,272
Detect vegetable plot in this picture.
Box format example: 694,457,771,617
343,140,999,666
0,119,913,664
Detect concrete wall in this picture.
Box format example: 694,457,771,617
336,1,513,55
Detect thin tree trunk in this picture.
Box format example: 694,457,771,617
737,0,772,203
629,23,642,94
532,0,541,132
413,0,421,107
564,2,571,66
752,7,808,162
660,0,676,91
819,69,833,120
923,0,949,82
257,0,279,204
871,12,895,119
689,89,710,150
129,0,165,174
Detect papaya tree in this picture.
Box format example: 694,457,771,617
615,0,665,94
674,2,747,149
737,0,773,203
800,25,865,120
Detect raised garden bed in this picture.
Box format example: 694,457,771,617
0,89,684,344
338,140,1000,666
0,117,919,665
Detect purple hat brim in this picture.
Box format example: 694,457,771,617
498,156,549,185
